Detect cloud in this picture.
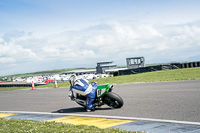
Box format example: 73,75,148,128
0,57,15,64
2,30,25,42
1,20,200,76
0,31,39,69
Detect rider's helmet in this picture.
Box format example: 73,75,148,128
69,75,78,86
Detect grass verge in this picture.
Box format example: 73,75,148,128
91,67,200,84
0,118,141,133
0,82,70,91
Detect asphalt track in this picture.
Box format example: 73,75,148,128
1,80,200,132
1,80,200,122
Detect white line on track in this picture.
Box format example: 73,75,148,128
1,111,200,126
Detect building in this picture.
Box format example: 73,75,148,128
96,61,117,74
126,57,145,69
63,69,96,76
63,57,145,76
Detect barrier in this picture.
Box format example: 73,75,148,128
189,63,193,68
118,61,200,76
198,62,200,67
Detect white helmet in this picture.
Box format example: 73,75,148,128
69,75,78,86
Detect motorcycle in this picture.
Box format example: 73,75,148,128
68,78,124,111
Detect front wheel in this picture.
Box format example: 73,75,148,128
104,92,124,108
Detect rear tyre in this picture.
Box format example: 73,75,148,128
104,92,123,108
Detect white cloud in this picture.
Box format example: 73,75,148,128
85,34,114,47
0,57,15,63
0,38,3,43
2,30,26,42
0,43,38,61
80,50,96,58
1,20,200,75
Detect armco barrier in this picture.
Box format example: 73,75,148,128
171,63,182,69
181,61,200,68
118,61,200,76
118,64,171,76
0,83,32,87
0,82,46,88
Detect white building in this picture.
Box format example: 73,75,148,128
63,69,96,76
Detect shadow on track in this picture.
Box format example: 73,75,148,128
52,107,113,113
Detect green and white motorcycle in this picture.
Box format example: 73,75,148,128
68,78,124,110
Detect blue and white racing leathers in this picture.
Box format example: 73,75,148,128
72,79,98,109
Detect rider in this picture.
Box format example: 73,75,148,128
69,75,98,112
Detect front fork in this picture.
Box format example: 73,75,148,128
109,85,113,92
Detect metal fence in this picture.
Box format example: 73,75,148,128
117,61,200,76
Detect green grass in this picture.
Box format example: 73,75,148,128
36,82,70,88
0,82,70,91
1,67,200,91
91,67,200,85
0,118,141,133
0,86,30,91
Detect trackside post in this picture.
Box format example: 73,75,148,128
32,80,35,90
55,79,58,88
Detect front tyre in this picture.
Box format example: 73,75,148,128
104,92,124,108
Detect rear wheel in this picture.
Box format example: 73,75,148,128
104,92,123,108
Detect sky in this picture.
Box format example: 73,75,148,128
1,0,200,76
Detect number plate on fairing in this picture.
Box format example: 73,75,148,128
97,88,106,97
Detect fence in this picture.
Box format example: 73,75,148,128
117,61,200,76
0,81,45,87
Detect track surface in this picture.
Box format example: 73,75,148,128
0,80,200,122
